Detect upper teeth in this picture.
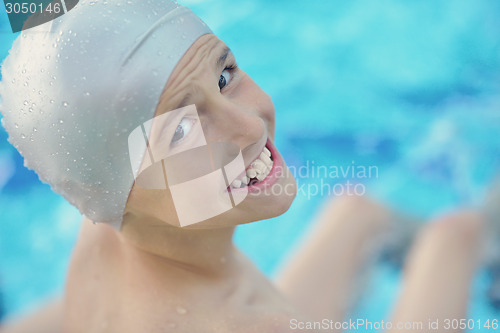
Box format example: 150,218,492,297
231,146,273,188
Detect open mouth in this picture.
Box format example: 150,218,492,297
229,143,274,189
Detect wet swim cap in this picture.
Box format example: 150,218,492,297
0,0,212,229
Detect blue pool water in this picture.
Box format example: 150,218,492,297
1,0,500,325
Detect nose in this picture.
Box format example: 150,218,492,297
203,94,267,151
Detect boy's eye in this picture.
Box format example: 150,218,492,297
219,69,232,90
171,117,194,144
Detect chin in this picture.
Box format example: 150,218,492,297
181,174,297,229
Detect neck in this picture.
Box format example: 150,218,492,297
119,213,239,277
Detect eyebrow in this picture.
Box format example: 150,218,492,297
217,47,232,69
174,47,232,110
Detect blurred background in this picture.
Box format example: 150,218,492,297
1,0,499,325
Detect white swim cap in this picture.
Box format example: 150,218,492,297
0,0,212,229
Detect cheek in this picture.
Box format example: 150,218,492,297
258,91,276,135
235,76,276,131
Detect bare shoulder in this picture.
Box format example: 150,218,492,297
63,219,125,332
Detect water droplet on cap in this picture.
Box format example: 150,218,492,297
62,102,69,107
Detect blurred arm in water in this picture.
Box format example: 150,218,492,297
275,175,500,330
